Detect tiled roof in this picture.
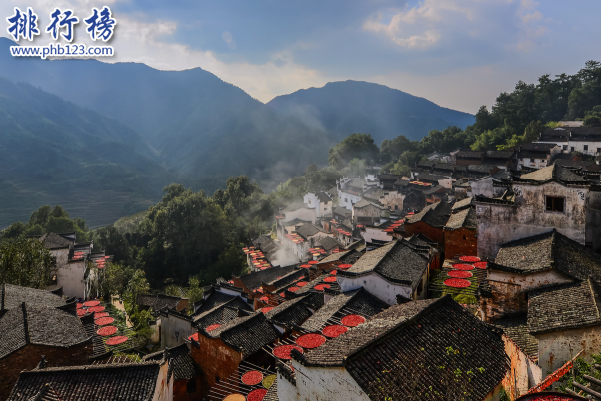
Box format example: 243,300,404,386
194,291,239,315
486,150,515,159
421,184,447,195
353,198,386,209
217,313,280,357
300,288,388,332
297,296,507,401
143,344,196,381
333,206,351,216
1,284,67,310
552,159,593,169
517,164,587,183
25,384,61,401
137,294,186,312
284,203,311,212
467,164,497,174
528,278,601,334
296,223,324,238
406,202,451,228
318,249,361,264
493,230,601,281
193,297,252,330
239,266,298,291
7,362,162,401
451,197,473,211
253,235,280,254
265,295,313,330
444,207,476,230
316,191,332,203
37,233,73,250
268,270,307,290
456,151,484,158
495,316,538,360
0,303,90,360
316,236,343,251
519,143,559,151
406,234,437,248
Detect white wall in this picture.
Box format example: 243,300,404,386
288,362,371,401
284,208,317,224
537,325,601,388
339,190,363,211
161,314,193,349
56,261,85,299
151,359,173,401
338,274,412,305
488,270,572,292
362,227,393,244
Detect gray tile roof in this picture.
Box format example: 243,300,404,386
444,207,477,230
193,296,252,330
296,223,324,238
296,296,507,401
451,197,473,211
517,164,587,183
456,151,484,158
239,266,298,291
8,362,162,401
342,240,429,289
406,202,451,228
283,203,310,212
495,316,538,360
316,236,343,251
493,230,601,281
216,313,281,357
137,294,186,312
0,304,90,360
143,344,196,381
528,278,601,335
316,191,332,203
194,291,239,315
300,288,388,332
1,284,67,310
265,295,313,330
37,233,73,250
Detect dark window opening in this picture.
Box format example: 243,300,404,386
187,379,197,394
530,158,535,163
463,235,467,240
584,145,589,151
597,148,601,153
563,145,568,150
546,196,564,212
571,146,575,152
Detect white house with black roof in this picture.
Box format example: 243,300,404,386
303,191,333,217
337,240,432,305
280,296,509,401
537,126,601,156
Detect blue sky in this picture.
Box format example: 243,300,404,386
3,0,601,113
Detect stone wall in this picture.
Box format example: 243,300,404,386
404,221,444,249
479,280,526,322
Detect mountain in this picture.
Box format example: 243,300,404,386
0,38,331,181
0,77,172,228
267,80,475,144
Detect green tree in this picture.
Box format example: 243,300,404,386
0,238,53,288
328,133,380,168
348,158,367,176
380,135,416,163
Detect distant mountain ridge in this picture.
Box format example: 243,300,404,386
268,80,474,144
0,37,474,228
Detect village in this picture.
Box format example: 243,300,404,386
5,122,601,401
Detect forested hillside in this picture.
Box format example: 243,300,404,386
267,80,475,143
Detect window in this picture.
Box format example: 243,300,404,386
584,145,589,151
597,148,601,153
187,379,197,394
530,158,535,163
546,196,564,212
308,199,311,204
571,146,575,152
345,198,348,202
563,145,568,150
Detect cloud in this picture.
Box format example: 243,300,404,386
363,0,549,53
222,31,236,50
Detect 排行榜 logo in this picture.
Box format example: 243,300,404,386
7,6,117,59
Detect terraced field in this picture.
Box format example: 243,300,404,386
0,177,164,229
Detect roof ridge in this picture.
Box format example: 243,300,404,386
22,302,30,345
23,361,162,375
588,277,601,320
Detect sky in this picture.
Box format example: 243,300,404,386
2,0,601,114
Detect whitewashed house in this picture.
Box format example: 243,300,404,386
303,191,333,218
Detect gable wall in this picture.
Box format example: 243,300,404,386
288,362,371,401
338,274,412,305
